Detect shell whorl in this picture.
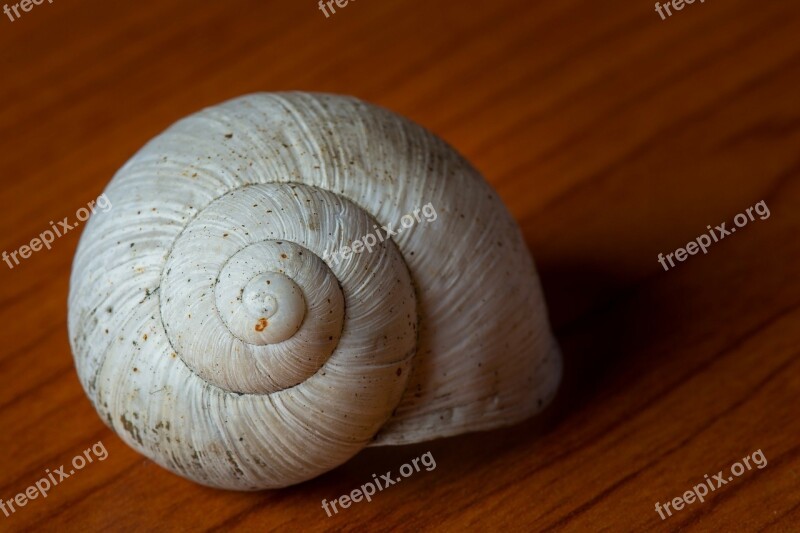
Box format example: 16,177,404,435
68,92,562,489
160,184,415,396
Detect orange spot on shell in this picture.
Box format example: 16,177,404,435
255,318,268,332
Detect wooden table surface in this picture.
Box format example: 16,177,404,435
2,0,799,531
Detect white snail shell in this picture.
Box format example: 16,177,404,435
68,92,562,490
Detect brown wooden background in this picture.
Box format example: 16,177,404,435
1,0,799,531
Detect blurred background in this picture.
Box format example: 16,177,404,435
1,0,799,530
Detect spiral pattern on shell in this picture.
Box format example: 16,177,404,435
68,92,562,489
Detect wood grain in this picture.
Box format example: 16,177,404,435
1,0,799,530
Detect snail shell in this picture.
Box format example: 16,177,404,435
68,92,561,490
